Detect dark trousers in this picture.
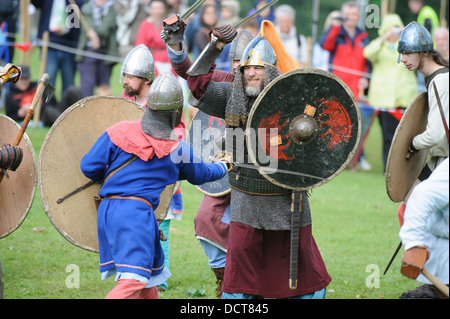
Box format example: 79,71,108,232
379,110,401,171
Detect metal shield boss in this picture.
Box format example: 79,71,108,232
187,110,230,196
246,68,361,190
0,115,37,238
385,92,429,203
39,96,174,252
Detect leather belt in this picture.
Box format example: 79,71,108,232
103,195,153,209
228,166,289,196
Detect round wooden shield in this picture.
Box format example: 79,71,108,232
385,92,429,203
246,68,361,190
39,96,173,252
0,115,37,239
187,110,230,197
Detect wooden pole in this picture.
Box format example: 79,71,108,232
440,0,448,28
19,0,31,66
33,31,49,128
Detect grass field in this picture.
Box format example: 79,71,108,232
0,49,420,300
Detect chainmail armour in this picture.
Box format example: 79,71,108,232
141,107,179,140
196,65,312,230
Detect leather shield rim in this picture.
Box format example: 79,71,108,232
385,92,429,202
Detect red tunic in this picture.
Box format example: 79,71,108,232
222,222,332,298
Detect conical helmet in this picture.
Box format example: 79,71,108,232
397,21,434,62
120,44,155,83
141,73,184,140
240,37,277,68
228,29,254,62
146,72,183,111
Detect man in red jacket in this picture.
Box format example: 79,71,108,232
319,1,371,99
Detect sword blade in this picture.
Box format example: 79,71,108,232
383,241,402,275
181,0,206,20
233,0,279,29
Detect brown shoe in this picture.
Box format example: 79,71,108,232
211,267,225,299
399,284,443,299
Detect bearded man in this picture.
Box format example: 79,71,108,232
171,19,332,299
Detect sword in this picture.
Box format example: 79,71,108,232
233,0,279,30
233,162,329,181
383,241,402,275
161,0,206,41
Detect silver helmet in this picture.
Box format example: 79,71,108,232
240,36,277,68
228,29,254,63
141,73,184,140
120,44,155,83
397,21,434,63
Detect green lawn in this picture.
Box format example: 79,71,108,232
0,48,420,299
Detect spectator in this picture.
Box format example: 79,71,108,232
114,0,149,58
408,0,440,34
247,0,275,29
274,4,308,66
219,0,240,26
194,5,219,53
312,10,341,71
135,0,173,74
319,2,372,171
4,65,37,122
31,0,84,97
166,0,188,15
4,64,82,126
363,14,418,171
76,0,118,98
434,27,449,64
0,0,19,62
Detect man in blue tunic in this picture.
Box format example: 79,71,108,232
80,72,229,299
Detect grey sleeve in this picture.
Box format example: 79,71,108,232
189,81,233,119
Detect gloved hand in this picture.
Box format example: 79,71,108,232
214,152,233,172
406,136,419,159
209,25,237,45
0,63,22,85
0,144,24,172
161,14,187,44
401,246,430,279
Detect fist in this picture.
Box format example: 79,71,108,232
0,144,24,171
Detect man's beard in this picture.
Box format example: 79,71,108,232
243,77,264,97
245,85,263,97
123,85,139,97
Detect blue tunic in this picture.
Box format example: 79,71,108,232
80,132,227,285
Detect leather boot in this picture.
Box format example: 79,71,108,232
399,284,446,299
211,267,225,299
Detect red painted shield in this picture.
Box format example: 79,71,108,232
246,68,361,190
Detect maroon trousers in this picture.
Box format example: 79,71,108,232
222,222,331,298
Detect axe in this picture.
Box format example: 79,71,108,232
0,74,53,183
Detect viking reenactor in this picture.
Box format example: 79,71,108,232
120,44,158,106
119,44,186,292
395,21,449,299
177,20,332,299
395,22,449,222
398,22,449,175
399,157,449,299
163,24,254,298
80,72,230,299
